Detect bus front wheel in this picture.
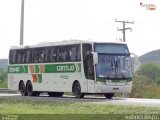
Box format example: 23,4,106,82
104,93,114,99
73,82,84,98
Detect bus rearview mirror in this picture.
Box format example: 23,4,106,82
91,52,98,65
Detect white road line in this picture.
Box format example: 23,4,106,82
0,93,20,96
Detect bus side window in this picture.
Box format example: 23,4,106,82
69,45,80,61
51,47,57,62
9,50,17,64
50,44,81,63
63,46,70,61
13,50,18,64
26,49,33,63
17,51,21,64
17,50,25,64
70,47,77,61
34,48,44,63
58,47,64,62
9,51,12,64
21,50,26,63
44,47,51,62
58,46,69,62
83,44,95,80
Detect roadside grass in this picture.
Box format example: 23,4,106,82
128,74,160,99
129,84,160,99
0,98,160,120
142,84,160,99
0,99,160,114
0,79,7,88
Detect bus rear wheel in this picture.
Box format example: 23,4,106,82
73,82,84,98
48,92,64,97
104,93,114,99
19,81,26,96
26,81,34,96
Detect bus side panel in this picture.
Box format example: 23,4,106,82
34,72,88,93
86,80,95,93
8,74,18,91
8,73,32,91
33,62,88,93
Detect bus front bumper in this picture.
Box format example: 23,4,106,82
95,83,132,93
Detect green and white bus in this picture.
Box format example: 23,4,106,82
8,40,132,98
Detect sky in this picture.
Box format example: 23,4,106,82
0,0,160,59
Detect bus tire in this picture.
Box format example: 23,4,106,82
73,82,84,98
19,81,26,96
104,93,114,99
48,92,64,97
26,81,34,96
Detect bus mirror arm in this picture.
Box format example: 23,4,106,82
130,52,139,73
91,52,98,65
130,53,139,62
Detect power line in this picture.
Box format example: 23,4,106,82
115,19,134,42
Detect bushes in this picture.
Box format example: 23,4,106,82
137,63,160,84
129,74,160,98
129,75,150,98
0,68,7,88
130,63,160,98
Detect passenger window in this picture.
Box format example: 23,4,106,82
9,44,81,64
26,49,33,63
57,45,81,62
17,50,25,64
44,47,52,62
34,48,44,63
9,50,17,64
50,47,58,62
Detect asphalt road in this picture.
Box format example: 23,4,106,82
0,93,160,107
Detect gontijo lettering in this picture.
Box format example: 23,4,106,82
57,65,75,72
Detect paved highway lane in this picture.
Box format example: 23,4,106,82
0,93,160,107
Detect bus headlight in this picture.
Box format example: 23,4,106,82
96,81,106,85
126,81,132,85
96,81,101,84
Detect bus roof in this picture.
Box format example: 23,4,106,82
10,40,127,50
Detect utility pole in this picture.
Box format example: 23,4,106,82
115,19,134,42
20,0,25,45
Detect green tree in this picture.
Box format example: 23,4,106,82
138,63,160,84
0,68,7,88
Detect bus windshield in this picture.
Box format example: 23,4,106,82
95,44,129,54
95,43,132,79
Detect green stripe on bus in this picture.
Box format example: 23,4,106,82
35,65,40,73
37,74,42,83
8,63,81,73
8,65,28,73
45,63,81,73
